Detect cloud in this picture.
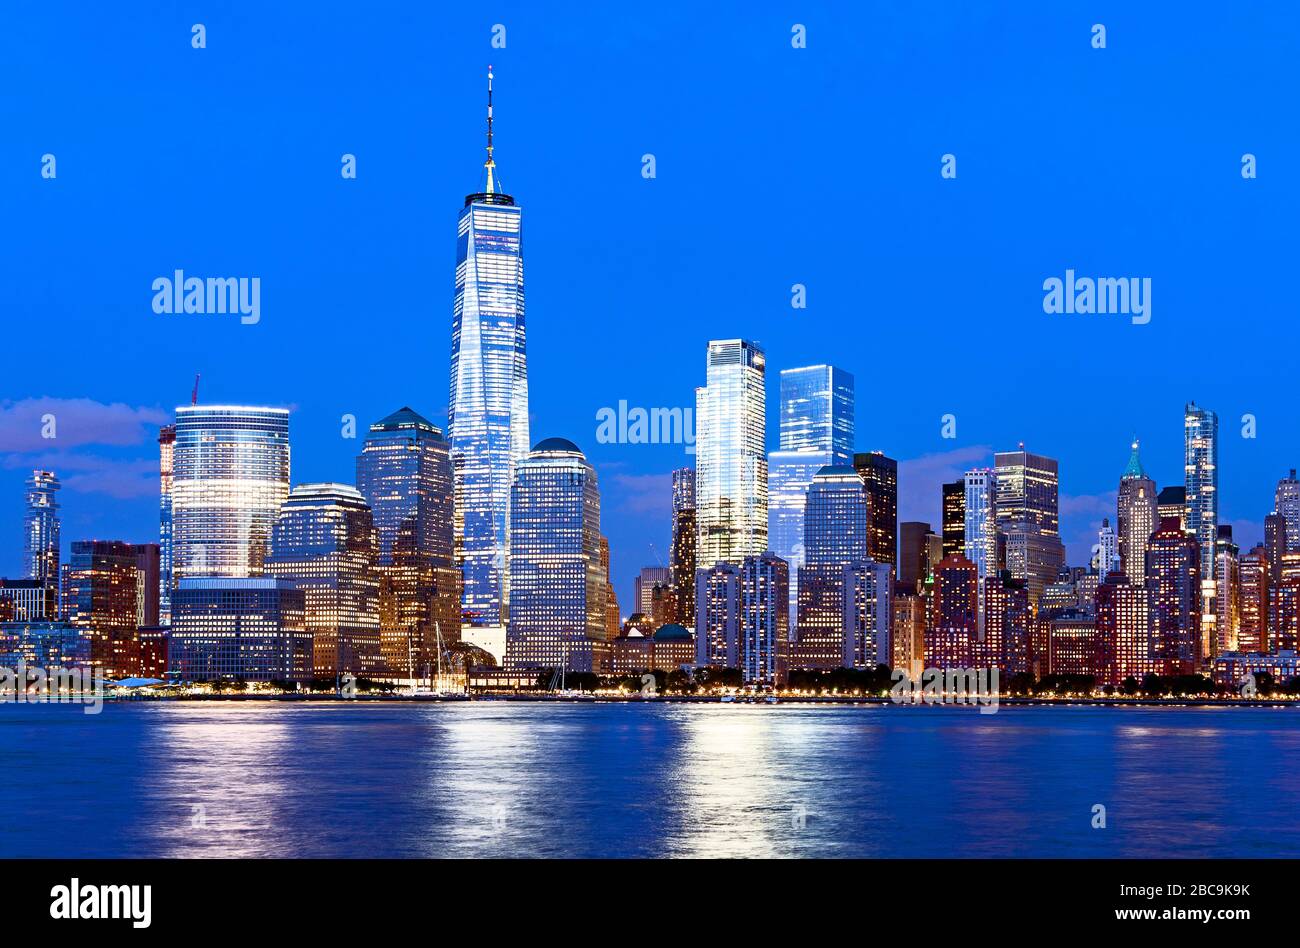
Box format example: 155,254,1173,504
896,444,992,526
1060,490,1117,519
0,398,168,452
2,452,159,500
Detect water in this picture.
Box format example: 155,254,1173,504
2,701,1296,858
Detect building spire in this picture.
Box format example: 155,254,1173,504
1121,437,1146,480
484,65,496,194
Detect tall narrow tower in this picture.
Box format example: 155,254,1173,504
449,66,529,629
23,470,60,591
1116,439,1157,587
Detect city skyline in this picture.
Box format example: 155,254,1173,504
4,7,1298,618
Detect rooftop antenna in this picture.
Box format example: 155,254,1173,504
191,374,200,405
484,65,497,194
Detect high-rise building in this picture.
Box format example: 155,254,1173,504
1238,543,1269,654
169,577,313,682
1276,470,1300,552
994,448,1059,536
795,466,868,668
1098,573,1155,684
695,562,740,668
739,551,788,684
898,521,935,592
696,339,767,568
767,451,829,622
504,439,604,673
1184,402,1218,578
985,575,1031,675
130,543,161,628
448,68,529,629
776,365,854,460
23,470,60,593
892,590,926,678
158,425,175,625
355,407,459,677
172,406,291,580
941,481,965,558
1213,525,1240,658
854,451,898,569
0,578,56,621
844,560,892,669
1116,439,1157,586
599,536,621,641
266,483,381,680
1157,485,1187,532
1147,516,1200,674
62,540,141,678
634,567,672,616
963,469,997,632
928,554,977,668
1096,518,1120,577
670,508,696,627
994,449,1063,611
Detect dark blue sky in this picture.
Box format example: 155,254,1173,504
3,3,1297,607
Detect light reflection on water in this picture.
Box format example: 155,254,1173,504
1,702,1296,858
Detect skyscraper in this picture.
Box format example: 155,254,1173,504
1238,544,1269,653
158,424,175,625
963,469,997,630
62,540,141,678
767,366,854,626
1213,525,1240,658
854,451,898,569
504,439,604,673
844,560,892,669
266,483,381,680
899,521,935,592
1157,485,1187,531
1183,402,1218,579
794,466,867,669
994,448,1063,610
777,365,854,460
1096,518,1119,577
1116,439,1157,586
696,339,767,568
669,470,696,628
23,470,60,592
928,554,978,668
739,551,788,684
695,562,740,668
449,68,529,630
1275,469,1300,552
355,407,459,676
172,406,291,581
1147,516,1200,674
941,480,965,558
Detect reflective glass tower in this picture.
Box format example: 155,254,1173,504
23,470,60,591
158,424,175,625
795,466,867,667
172,406,291,580
767,365,855,628
1183,402,1218,578
267,483,380,679
449,67,528,629
355,407,459,677
504,438,604,673
696,340,767,569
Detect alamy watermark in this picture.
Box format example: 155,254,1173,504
890,666,1000,714
1042,269,1150,325
595,400,696,454
0,663,103,714
152,270,260,325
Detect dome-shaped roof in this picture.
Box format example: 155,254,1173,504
532,437,582,455
653,623,692,642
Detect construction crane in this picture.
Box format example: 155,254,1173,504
191,374,200,405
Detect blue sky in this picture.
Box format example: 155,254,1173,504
2,2,1297,607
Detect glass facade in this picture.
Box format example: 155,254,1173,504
739,551,788,683
158,425,175,625
172,406,291,581
768,365,855,625
23,470,60,590
796,466,867,667
696,339,767,569
169,577,313,683
1183,402,1218,579
266,483,380,679
777,365,854,460
504,439,604,673
62,539,141,678
355,407,459,677
449,192,528,628
854,451,898,567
